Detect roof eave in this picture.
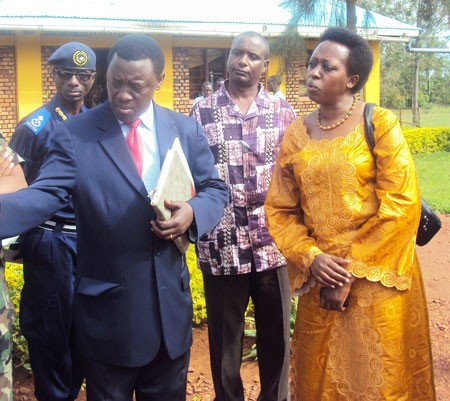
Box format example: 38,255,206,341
0,17,420,41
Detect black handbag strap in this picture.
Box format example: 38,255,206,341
363,103,376,157
362,103,441,245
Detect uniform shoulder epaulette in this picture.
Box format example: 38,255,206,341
24,108,52,135
55,107,68,120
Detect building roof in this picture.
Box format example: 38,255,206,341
0,0,419,41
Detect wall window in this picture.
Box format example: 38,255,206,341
188,48,228,99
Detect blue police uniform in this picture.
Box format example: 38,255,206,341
9,41,96,401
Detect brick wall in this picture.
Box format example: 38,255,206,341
0,46,17,141
284,54,319,117
41,46,57,103
0,46,57,142
171,47,317,118
172,47,191,115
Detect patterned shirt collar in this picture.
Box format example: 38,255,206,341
217,80,271,111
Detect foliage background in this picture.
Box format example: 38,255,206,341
369,0,450,109
276,1,450,111
4,262,29,369
414,151,450,213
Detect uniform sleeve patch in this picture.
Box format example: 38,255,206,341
24,108,51,135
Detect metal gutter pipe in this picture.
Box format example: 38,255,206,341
407,39,450,53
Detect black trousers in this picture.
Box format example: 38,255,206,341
19,226,83,401
203,265,291,401
83,342,190,401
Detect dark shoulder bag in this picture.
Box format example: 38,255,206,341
363,103,441,246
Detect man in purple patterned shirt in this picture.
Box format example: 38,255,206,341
190,32,296,401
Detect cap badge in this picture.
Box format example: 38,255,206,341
73,50,88,67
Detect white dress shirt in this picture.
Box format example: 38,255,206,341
118,101,160,194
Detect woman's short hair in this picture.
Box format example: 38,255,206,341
319,27,373,93
107,34,165,76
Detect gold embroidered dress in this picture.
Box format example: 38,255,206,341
265,107,435,401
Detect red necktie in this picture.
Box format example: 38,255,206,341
126,118,143,176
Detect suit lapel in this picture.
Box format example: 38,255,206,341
97,102,149,202
154,103,177,167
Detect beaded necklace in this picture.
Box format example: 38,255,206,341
317,96,357,130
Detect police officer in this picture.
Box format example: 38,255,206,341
9,42,96,401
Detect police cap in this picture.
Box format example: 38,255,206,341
48,42,96,71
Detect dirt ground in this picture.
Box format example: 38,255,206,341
13,214,449,401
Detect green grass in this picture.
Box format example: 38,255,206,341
391,105,450,128
414,151,450,213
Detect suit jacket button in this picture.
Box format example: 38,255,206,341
155,249,161,256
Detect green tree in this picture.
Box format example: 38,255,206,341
271,0,374,73
370,0,450,115
273,0,450,113
410,0,449,121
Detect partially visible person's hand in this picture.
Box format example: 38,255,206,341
150,200,194,241
0,151,14,177
319,279,353,311
310,253,351,288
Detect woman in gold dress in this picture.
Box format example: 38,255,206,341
265,27,435,401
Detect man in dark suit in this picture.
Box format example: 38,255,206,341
0,34,228,401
